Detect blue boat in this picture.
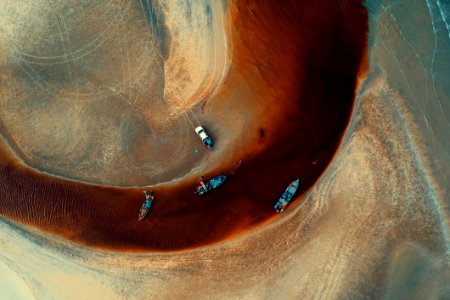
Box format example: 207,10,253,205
138,190,154,221
274,179,300,212
195,175,227,195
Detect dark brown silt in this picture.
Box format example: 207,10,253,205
0,0,368,251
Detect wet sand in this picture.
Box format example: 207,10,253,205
0,0,367,251
2,0,449,298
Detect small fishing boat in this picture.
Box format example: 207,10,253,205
274,179,300,212
195,175,227,195
138,190,154,221
195,126,214,148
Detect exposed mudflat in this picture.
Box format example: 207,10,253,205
1,0,449,299
0,0,366,250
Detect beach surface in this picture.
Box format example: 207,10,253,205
0,0,366,250
1,0,449,298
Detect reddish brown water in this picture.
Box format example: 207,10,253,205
0,0,367,251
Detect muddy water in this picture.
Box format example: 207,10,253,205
0,0,367,250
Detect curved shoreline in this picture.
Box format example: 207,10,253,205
0,0,368,251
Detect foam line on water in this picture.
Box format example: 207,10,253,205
425,0,440,102
436,0,450,41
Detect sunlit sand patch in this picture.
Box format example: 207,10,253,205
161,0,231,117
0,1,52,62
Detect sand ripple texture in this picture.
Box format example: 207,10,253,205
0,0,450,299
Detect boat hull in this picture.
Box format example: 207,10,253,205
138,200,153,221
274,179,300,212
196,175,227,195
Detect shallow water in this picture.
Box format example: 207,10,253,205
0,0,449,298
